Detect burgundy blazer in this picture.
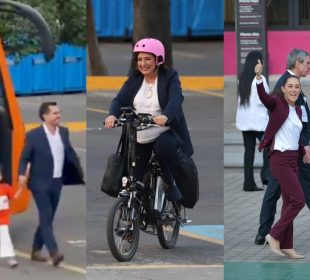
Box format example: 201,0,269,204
256,82,304,154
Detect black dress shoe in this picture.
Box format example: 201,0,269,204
243,186,264,192
255,233,266,245
31,250,47,262
50,252,64,266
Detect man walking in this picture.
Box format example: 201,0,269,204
255,49,310,245
18,102,84,266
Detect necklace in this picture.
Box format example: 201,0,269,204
145,77,156,98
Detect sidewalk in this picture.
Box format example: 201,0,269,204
224,78,310,280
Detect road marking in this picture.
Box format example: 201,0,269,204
75,147,86,153
180,225,224,245
25,121,86,132
15,249,86,274
191,89,224,98
87,107,109,114
87,264,223,270
180,230,223,245
87,76,224,91
67,240,86,247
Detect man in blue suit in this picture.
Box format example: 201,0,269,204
18,102,84,266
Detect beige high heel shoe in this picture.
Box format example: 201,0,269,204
264,234,285,257
281,249,305,259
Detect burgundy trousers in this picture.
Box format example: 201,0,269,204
269,150,305,249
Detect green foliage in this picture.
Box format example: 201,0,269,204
0,0,85,58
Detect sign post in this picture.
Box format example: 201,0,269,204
236,0,268,80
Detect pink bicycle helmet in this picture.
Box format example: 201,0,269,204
133,38,165,65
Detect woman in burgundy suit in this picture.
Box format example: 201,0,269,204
255,60,307,259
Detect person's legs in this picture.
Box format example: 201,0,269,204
256,174,281,238
133,142,153,181
242,131,261,190
269,151,305,249
153,131,181,200
256,132,270,185
32,190,58,254
298,159,310,210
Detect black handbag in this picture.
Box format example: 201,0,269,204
175,148,199,208
101,128,127,197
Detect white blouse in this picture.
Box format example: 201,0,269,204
274,105,302,152
236,75,269,131
133,78,170,144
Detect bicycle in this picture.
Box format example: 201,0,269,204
106,107,191,262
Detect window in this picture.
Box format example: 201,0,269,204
267,0,289,26
225,0,310,30
298,0,310,26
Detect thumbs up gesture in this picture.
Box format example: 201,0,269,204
255,59,263,79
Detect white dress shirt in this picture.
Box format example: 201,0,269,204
274,105,302,152
287,69,308,123
236,75,269,131
43,124,65,178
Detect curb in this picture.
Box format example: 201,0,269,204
87,76,224,91
25,121,86,132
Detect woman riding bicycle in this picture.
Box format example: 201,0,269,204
104,38,193,201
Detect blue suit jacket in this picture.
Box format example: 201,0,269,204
18,125,84,191
109,68,194,156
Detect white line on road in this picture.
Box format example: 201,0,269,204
74,147,86,152
15,249,86,274
87,264,223,270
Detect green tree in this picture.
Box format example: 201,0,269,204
0,0,86,57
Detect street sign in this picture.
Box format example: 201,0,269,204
236,0,268,80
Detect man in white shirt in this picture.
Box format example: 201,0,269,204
18,102,84,266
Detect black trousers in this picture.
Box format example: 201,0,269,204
134,130,178,187
258,158,310,236
242,131,269,188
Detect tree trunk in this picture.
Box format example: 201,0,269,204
131,0,172,71
86,0,108,75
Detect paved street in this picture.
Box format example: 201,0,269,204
88,41,223,76
86,89,224,280
224,78,310,280
1,94,86,279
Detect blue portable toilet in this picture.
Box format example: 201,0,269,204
7,55,32,95
60,44,86,92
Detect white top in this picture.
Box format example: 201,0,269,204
287,69,308,123
236,75,269,131
133,78,170,144
43,124,65,178
274,105,302,152
0,194,9,210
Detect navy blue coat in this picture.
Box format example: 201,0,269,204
18,126,84,190
109,68,194,156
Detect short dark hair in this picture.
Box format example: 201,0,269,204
38,102,57,121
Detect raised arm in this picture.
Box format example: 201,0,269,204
255,59,276,111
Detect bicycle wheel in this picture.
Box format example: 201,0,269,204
106,196,140,261
157,199,180,249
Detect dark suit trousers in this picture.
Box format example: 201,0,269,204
134,130,178,187
258,159,310,236
32,178,62,253
241,131,269,188
269,151,305,249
